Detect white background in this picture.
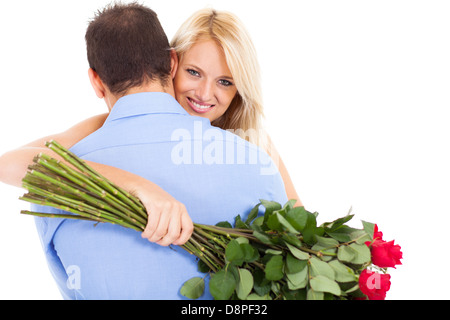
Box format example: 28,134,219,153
0,0,449,300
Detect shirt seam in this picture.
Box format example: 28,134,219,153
106,112,190,123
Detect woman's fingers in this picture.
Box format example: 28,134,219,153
172,210,194,246
141,203,160,240
142,201,193,247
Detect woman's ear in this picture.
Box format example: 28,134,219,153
169,49,179,79
88,68,107,99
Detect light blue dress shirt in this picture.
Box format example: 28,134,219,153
32,92,288,300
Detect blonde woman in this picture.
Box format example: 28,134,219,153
171,9,301,206
0,8,301,246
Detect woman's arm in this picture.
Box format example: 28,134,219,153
266,136,303,207
277,155,303,207
0,113,193,246
0,113,108,187
82,161,193,247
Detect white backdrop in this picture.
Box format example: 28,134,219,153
0,0,449,300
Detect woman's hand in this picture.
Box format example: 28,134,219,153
89,162,194,247
134,182,194,247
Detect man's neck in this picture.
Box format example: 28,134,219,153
106,82,175,111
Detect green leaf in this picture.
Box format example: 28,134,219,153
266,212,282,231
252,230,272,244
328,260,357,283
285,253,307,274
337,243,371,265
234,214,249,229
260,199,282,222
245,202,261,225
337,245,355,263
344,283,361,294
235,237,249,244
362,220,376,240
225,239,259,266
241,243,259,263
264,255,284,281
253,269,271,296
309,275,341,296
326,231,352,243
281,233,302,247
311,236,338,262
236,268,254,300
286,208,322,245
326,226,360,242
225,239,244,265
271,281,281,296
283,199,298,210
252,216,264,227
322,214,354,232
197,259,210,273
284,206,308,231
209,269,237,300
286,267,308,290
180,277,205,300
285,242,310,260
309,257,335,280
265,249,283,255
277,212,299,234
350,229,372,244
215,221,232,228
307,226,325,245
348,243,371,264
314,235,339,248
307,288,324,300
266,209,298,233
281,286,307,300
246,293,273,300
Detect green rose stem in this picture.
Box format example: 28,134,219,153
20,140,373,300
18,140,270,276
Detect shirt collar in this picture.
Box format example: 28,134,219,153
105,92,189,123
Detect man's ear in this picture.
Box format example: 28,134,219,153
170,49,179,79
88,68,107,99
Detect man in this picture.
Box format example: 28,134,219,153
31,2,288,299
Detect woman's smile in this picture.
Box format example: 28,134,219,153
186,97,215,114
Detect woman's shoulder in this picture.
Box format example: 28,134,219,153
52,113,109,148
65,113,108,134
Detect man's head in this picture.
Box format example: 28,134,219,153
85,2,176,103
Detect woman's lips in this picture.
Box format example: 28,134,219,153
187,97,215,114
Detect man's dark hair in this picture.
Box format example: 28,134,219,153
85,2,171,95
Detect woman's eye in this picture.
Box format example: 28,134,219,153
187,69,200,77
219,79,233,87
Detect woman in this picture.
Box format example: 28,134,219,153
0,8,301,246
171,9,301,207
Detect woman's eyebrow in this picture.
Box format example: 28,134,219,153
220,75,234,81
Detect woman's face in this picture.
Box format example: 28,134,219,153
173,40,238,122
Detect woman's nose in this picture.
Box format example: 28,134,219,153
196,81,215,102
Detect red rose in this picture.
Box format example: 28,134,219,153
359,269,391,300
373,224,384,241
366,224,403,268
370,239,403,268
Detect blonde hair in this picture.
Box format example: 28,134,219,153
170,8,268,151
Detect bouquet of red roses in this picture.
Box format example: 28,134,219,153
359,225,402,299
19,141,402,300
